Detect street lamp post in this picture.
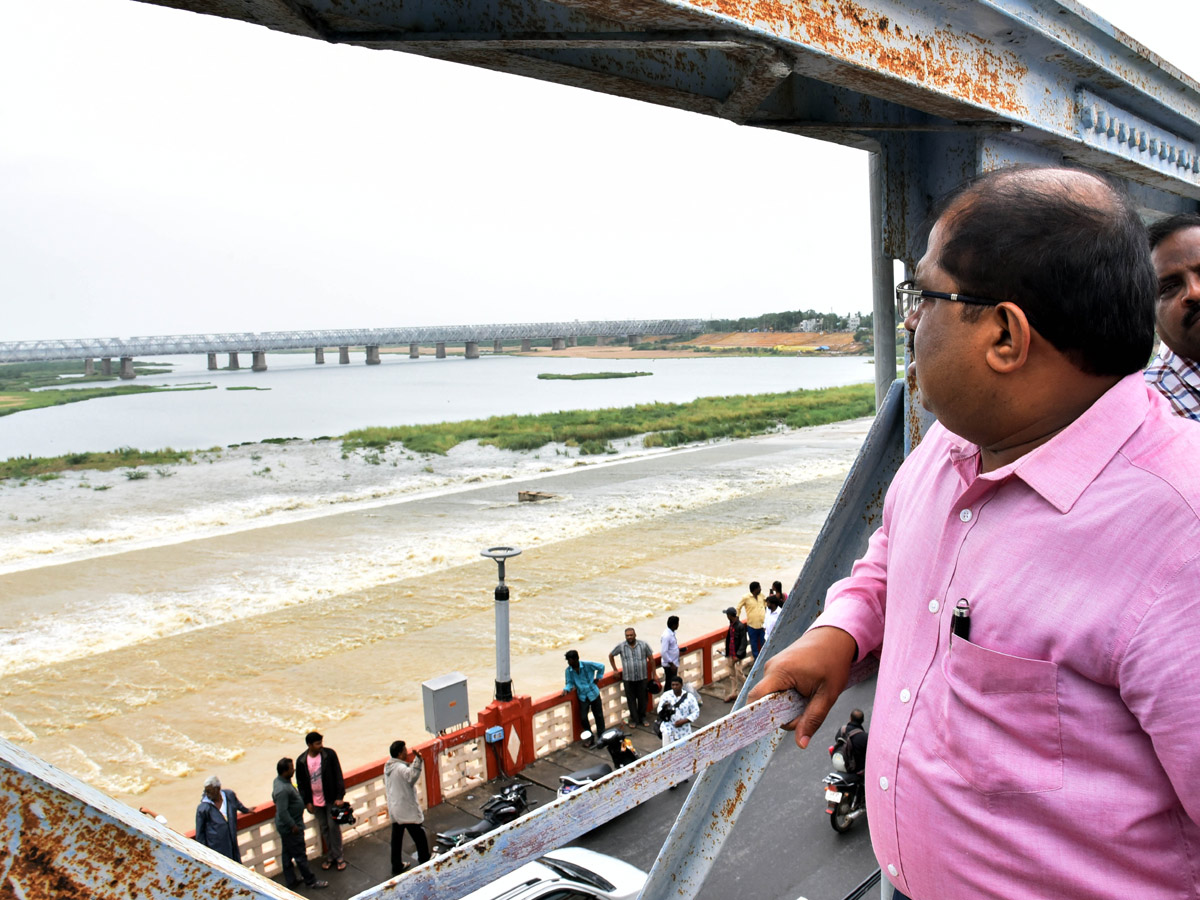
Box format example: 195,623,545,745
481,545,521,703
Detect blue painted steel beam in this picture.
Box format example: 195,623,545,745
638,379,902,899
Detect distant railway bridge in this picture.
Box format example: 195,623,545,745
0,319,706,378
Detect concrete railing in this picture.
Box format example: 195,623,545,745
228,626,733,877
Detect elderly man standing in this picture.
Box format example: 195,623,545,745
752,167,1200,900
194,775,251,862
1146,213,1200,420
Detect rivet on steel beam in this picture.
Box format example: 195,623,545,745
1160,143,1169,160
1080,106,1095,130
1117,122,1128,143
1139,133,1148,152
1096,109,1108,132
1168,146,1178,163
1149,138,1160,156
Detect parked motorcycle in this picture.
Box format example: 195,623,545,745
434,781,532,853
822,771,865,833
557,726,639,796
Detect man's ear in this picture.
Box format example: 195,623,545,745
985,302,1032,374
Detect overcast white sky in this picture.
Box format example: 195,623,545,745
0,1,1196,341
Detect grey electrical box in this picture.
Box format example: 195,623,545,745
422,672,469,734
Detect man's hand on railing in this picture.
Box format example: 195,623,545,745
746,626,857,749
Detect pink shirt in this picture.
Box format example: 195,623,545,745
307,752,325,807
815,374,1200,899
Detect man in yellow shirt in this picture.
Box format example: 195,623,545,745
736,581,767,658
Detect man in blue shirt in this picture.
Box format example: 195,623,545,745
562,650,606,746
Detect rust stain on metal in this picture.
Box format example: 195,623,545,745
718,778,748,819
1,772,256,900
689,0,1030,116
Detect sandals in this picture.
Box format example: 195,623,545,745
321,858,347,871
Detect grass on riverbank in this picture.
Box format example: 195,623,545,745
0,382,875,480
0,360,194,418
342,382,875,456
0,447,194,481
537,372,651,381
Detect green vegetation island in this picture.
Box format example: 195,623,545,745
0,382,874,481
537,371,651,380
0,360,213,417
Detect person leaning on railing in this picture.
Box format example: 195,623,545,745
752,166,1200,900
562,650,606,746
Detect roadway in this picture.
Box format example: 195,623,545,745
302,676,878,900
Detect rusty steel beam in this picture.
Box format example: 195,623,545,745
133,0,1200,198
351,690,809,900
0,738,294,900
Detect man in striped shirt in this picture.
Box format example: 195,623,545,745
1146,214,1200,421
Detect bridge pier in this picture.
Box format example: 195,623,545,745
315,347,325,364
339,346,350,364
228,352,240,370
595,336,607,347
101,358,112,375
465,341,479,359
567,336,577,347
84,358,94,376
119,357,135,380
207,353,218,371
552,337,566,351
493,339,503,353
627,334,641,347
436,342,446,359
365,345,381,365
252,351,267,372
521,339,531,352
409,342,419,359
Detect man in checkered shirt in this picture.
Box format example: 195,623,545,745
1146,214,1200,421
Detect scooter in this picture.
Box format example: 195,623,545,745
434,781,531,853
557,726,639,796
822,771,866,833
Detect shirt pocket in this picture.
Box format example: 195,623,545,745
934,636,1062,795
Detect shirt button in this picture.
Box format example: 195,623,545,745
900,689,911,703
960,508,973,522
928,599,940,613
888,864,898,877
879,776,889,790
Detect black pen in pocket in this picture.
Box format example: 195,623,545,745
952,598,971,641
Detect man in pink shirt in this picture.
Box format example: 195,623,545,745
753,167,1200,899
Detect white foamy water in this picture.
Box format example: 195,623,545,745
0,435,853,676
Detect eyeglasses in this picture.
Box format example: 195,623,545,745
895,280,1006,319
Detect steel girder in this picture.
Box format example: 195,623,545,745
0,319,705,363
135,0,1200,206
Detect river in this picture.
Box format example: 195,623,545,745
0,354,874,830
0,352,875,458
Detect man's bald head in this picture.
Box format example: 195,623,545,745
919,165,1155,376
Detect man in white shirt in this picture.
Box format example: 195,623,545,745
660,615,681,687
